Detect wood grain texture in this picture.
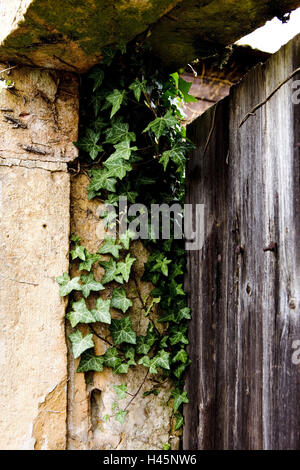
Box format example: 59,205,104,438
183,34,300,450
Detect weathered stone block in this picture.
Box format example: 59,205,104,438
0,165,70,449
0,63,78,163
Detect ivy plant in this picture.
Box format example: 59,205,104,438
57,41,195,436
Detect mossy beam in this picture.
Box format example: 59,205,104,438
0,0,299,72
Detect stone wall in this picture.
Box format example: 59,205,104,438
0,63,78,449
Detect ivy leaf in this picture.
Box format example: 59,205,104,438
160,142,186,171
163,443,171,450
103,155,132,180
169,329,189,346
91,297,111,324
109,137,138,161
117,254,136,283
172,349,188,364
88,168,117,193
100,258,123,285
105,118,136,145
149,350,170,374
138,355,151,368
160,336,169,348
158,311,177,323
106,89,126,118
115,410,127,424
145,297,161,316
169,279,185,297
71,233,81,244
79,253,101,272
76,129,103,160
174,361,191,378
151,257,171,276
57,273,81,297
171,389,189,412
114,362,130,374
129,79,147,102
143,110,178,139
113,384,128,400
70,245,86,261
178,77,197,103
102,46,116,66
136,323,157,355
69,330,94,359
80,273,105,298
124,346,136,366
66,299,95,328
177,307,191,322
77,350,104,372
98,238,122,259
119,229,136,250
89,67,105,92
110,316,136,345
175,413,184,431
111,287,133,313
103,347,122,369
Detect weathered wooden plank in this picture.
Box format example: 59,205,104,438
184,34,300,450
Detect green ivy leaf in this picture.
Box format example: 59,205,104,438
66,299,95,328
115,410,127,424
103,155,132,180
169,279,185,297
100,258,123,285
114,362,130,374
88,168,117,194
136,323,157,355
110,316,136,345
113,384,128,399
70,245,86,261
79,253,101,272
77,350,104,372
129,79,147,102
124,346,136,366
149,350,170,374
76,129,103,160
105,118,136,144
151,256,171,276
174,361,191,378
89,68,105,92
169,330,189,346
103,347,122,369
91,297,111,324
172,349,188,364
119,229,136,250
171,389,189,412
106,89,126,118
98,238,122,259
57,273,81,297
143,110,178,139
177,307,191,322
175,412,184,431
80,273,105,298
111,287,133,313
116,254,136,283
178,77,197,103
109,137,138,161
69,330,94,359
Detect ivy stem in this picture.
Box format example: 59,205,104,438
124,369,149,411
90,325,113,347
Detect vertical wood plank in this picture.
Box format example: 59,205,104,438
184,34,300,450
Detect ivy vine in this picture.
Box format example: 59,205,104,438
57,41,196,437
